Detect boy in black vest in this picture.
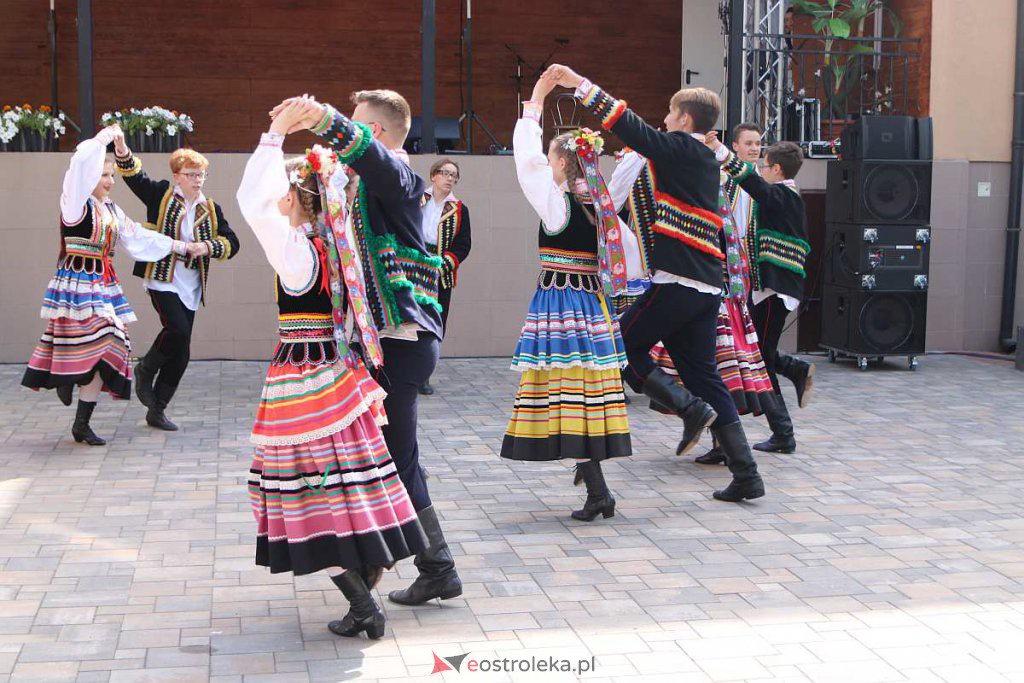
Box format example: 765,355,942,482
709,135,813,453
547,64,765,503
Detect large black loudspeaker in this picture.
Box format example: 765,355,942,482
820,287,928,357
824,223,931,292
826,160,932,224
821,116,932,369
840,115,933,161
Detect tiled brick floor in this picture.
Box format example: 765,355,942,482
1,354,1022,682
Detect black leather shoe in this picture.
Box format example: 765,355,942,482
134,359,158,409
753,435,796,454
146,382,179,431
713,476,766,502
571,494,616,521
418,381,435,396
694,446,727,465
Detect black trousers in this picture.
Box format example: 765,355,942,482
146,290,196,389
375,334,439,511
750,294,790,394
619,283,740,427
438,286,453,335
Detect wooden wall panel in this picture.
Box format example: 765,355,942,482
1,1,682,153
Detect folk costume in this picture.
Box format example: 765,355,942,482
308,103,462,607
418,189,472,394
237,134,427,640
718,147,813,455
501,103,631,522
114,147,240,431
576,79,764,502
22,127,184,445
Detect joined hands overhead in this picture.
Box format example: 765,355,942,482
268,95,327,135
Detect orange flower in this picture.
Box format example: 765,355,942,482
22,103,32,110
2,105,11,112
40,105,52,113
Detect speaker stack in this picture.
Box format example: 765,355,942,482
820,115,933,371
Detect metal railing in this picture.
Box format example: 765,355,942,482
741,32,922,145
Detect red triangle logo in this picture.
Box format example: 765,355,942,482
431,652,454,675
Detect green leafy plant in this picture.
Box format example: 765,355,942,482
789,0,902,117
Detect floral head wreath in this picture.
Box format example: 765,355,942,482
561,127,604,156
289,145,340,194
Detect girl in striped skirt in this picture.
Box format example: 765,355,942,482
22,124,191,445
237,101,427,640
500,76,632,522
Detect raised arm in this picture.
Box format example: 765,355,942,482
309,106,422,206
513,77,570,233
716,146,783,210
113,133,170,208
235,122,318,293
60,126,119,225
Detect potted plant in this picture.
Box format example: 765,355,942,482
0,104,68,152
789,0,902,121
99,107,194,152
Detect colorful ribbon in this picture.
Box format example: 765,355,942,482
316,166,384,370
574,141,627,297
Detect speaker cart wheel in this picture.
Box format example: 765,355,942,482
857,356,868,371
908,356,918,371
828,349,837,363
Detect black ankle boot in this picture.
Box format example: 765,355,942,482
327,571,386,639
418,380,435,396
711,421,765,502
56,384,73,407
146,382,178,432
777,354,815,408
641,368,717,457
387,506,463,606
753,397,795,454
571,461,616,521
72,400,106,446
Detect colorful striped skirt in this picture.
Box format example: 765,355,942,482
248,341,427,575
22,261,134,399
652,296,775,416
501,271,631,462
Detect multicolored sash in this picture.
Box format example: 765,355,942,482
317,167,384,370
719,183,749,301
572,132,627,297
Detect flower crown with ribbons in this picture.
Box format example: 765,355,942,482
561,127,605,156
288,145,339,193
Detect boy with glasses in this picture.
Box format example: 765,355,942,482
114,141,240,431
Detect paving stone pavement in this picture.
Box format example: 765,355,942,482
1,354,1023,683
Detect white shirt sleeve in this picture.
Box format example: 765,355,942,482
236,133,318,293
111,204,174,261
608,151,645,212
512,115,570,235
60,128,117,225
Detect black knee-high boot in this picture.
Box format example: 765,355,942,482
711,421,765,502
327,571,386,639
72,400,106,446
776,354,815,408
641,368,717,456
753,395,796,454
146,382,179,432
387,506,463,605
571,461,616,521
